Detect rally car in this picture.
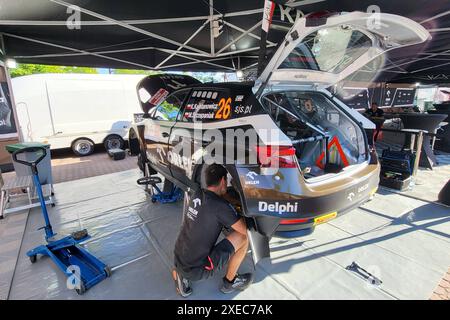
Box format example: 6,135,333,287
128,11,430,263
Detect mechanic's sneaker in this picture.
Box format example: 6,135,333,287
220,273,254,294
172,269,192,298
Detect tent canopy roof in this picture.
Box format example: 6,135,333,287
1,0,450,83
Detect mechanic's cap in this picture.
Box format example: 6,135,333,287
205,164,227,187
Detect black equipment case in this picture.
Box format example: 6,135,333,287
108,148,126,161
379,149,415,191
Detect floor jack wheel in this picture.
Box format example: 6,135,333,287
76,281,86,295
104,266,112,277
29,255,37,263
72,229,89,241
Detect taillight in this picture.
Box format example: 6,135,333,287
255,145,297,168
280,218,309,225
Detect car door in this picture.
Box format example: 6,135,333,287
145,90,190,177
169,88,229,189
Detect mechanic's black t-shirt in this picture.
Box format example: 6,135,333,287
365,108,384,117
174,189,240,269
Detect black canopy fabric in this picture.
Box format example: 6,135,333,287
0,0,449,83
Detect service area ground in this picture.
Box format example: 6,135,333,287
0,149,448,300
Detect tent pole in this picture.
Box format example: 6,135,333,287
50,0,210,56
156,20,209,69
209,0,215,56
1,32,156,70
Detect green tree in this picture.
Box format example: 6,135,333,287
112,68,159,76
9,63,98,78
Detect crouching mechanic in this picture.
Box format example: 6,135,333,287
172,164,253,297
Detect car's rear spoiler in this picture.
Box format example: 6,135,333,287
137,74,202,114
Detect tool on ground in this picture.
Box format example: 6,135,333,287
137,176,182,203
13,146,111,295
346,261,382,286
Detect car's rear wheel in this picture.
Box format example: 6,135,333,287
72,138,94,156
104,134,125,151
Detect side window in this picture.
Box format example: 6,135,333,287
152,90,189,121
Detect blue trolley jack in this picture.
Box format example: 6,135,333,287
13,147,111,295
137,176,182,204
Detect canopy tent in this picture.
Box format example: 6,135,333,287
0,0,449,83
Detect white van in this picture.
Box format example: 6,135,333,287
11,73,146,156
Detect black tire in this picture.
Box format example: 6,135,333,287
104,135,125,151
104,266,112,277
137,153,145,172
29,255,37,263
72,138,94,156
76,281,86,295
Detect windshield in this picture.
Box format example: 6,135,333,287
279,26,372,74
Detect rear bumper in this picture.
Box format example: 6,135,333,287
274,189,375,238
236,162,380,238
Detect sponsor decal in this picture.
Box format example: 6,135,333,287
156,146,166,162
314,212,337,225
166,80,188,90
167,150,191,171
246,171,258,180
358,184,369,193
192,198,202,208
186,206,198,221
245,171,259,185
347,192,355,202
235,95,244,102
234,105,253,115
262,0,275,32
149,88,169,106
258,201,298,214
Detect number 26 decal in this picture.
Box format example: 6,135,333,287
215,98,232,119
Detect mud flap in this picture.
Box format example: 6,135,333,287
247,228,271,266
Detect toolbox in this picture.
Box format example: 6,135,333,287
379,149,414,175
107,148,126,161
379,148,414,191
380,171,412,191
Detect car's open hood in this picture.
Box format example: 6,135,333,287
255,11,430,92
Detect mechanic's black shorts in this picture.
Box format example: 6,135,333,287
174,238,235,281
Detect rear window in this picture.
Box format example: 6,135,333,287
279,27,372,74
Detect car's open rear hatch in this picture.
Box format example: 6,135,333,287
262,90,368,179
255,11,430,94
